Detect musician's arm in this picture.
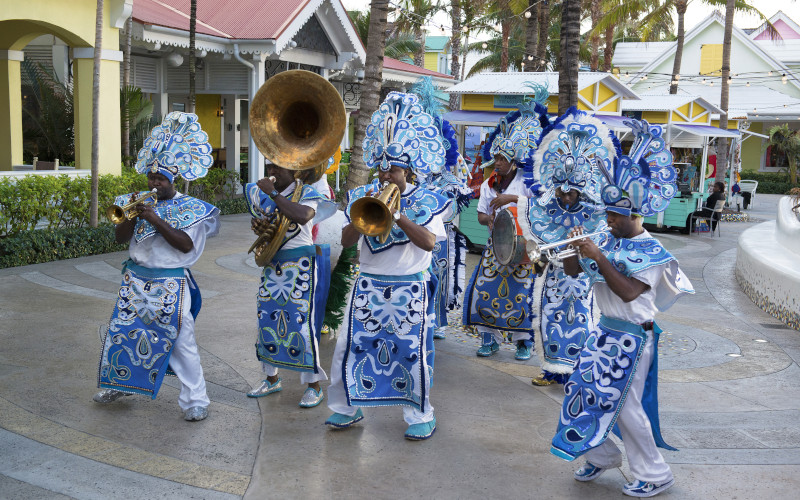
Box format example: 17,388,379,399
115,218,137,244
341,223,360,248
138,205,194,253
273,194,314,225
396,214,435,251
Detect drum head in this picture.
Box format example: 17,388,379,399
492,209,517,266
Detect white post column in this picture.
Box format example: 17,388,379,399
223,94,240,178
248,54,266,183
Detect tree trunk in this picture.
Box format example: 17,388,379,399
524,0,539,72
501,20,510,71
589,2,601,71
414,26,425,67
602,24,614,72
449,0,462,110
536,1,549,71
90,0,104,228
716,0,736,185
122,15,132,165
347,0,390,192
558,0,580,114
189,0,197,113
669,2,687,94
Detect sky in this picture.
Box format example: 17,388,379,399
340,1,800,35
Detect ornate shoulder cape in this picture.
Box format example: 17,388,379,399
345,180,451,253
115,192,219,243
519,196,606,245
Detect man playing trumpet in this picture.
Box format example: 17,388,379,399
243,160,336,408
93,112,220,422
325,92,450,441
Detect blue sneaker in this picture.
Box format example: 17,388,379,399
574,462,606,482
476,341,500,357
325,408,364,429
623,479,675,497
515,342,532,360
404,417,436,440
433,328,446,340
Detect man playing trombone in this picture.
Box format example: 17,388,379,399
325,92,450,441
93,112,220,422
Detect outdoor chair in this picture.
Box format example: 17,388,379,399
32,157,59,170
690,199,725,237
738,180,758,208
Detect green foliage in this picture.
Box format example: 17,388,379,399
20,59,74,164
189,168,241,201
0,225,128,268
323,245,358,331
213,197,248,215
739,170,794,194
121,85,155,162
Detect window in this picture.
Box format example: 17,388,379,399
765,145,789,169
700,44,723,76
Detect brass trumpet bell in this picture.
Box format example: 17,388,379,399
350,182,401,243
105,189,158,224
249,70,346,170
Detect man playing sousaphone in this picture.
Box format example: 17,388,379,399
93,112,220,422
518,109,612,386
244,160,336,408
325,92,450,441
462,92,549,361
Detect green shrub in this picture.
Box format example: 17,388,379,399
214,197,248,215
0,225,127,268
739,170,795,194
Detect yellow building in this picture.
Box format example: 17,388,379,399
0,0,128,173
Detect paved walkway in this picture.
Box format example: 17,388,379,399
1,194,797,499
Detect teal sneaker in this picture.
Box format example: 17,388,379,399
574,462,606,482
325,408,364,429
476,341,500,357
623,479,675,497
433,328,446,340
515,342,532,360
404,417,436,440
247,378,282,398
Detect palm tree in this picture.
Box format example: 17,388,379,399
449,0,462,109
536,0,551,71
466,23,527,76
346,0,391,191
348,10,420,60
714,0,735,185
122,15,132,164
188,0,197,113
523,0,538,72
90,0,104,228
765,124,800,186
558,0,580,114
395,0,441,67
586,0,602,71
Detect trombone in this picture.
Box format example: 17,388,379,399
106,189,158,224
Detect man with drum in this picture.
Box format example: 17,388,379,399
462,98,549,361
93,113,220,422
325,92,450,440
519,110,612,386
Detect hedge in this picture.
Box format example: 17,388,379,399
739,170,796,194
0,225,127,268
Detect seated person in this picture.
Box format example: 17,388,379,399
692,181,725,231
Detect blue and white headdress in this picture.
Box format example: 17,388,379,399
482,82,550,169
363,91,446,176
135,112,214,183
602,119,678,217
410,77,459,172
532,108,617,205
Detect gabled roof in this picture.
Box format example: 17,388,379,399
612,42,673,68
750,11,800,40
425,36,449,52
383,57,454,87
621,93,723,115
445,71,639,99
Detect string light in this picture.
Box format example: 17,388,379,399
746,81,751,86
482,42,488,49
524,11,532,19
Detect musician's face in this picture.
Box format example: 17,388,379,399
266,164,294,190
147,172,176,200
606,211,641,239
494,155,514,176
556,188,578,208
378,166,407,191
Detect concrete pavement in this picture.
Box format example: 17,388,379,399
1,194,798,499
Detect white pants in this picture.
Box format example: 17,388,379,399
477,327,530,345
583,330,673,484
261,361,327,385
326,292,434,425
168,287,210,411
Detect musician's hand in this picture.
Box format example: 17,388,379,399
567,227,585,239
572,238,602,262
257,177,276,195
137,204,157,223
489,194,518,210
252,216,270,235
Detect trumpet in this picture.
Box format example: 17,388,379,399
106,189,158,224
527,230,608,263
350,182,401,243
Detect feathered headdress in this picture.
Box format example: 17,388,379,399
135,112,214,182
410,76,459,171
481,82,550,170
362,91,446,176
531,107,617,205
602,119,678,216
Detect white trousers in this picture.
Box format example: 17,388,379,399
168,286,210,411
261,361,327,385
583,330,673,484
477,327,530,345
326,292,434,425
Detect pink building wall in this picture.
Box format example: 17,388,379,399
754,19,800,40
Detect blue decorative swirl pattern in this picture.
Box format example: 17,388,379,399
135,112,213,181
114,193,219,243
